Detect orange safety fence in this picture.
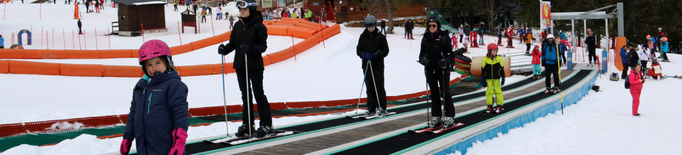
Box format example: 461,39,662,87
0,74,466,139
262,20,276,25
0,21,320,59
0,24,340,77
275,20,302,25
266,25,294,36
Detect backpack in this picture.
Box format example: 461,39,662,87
610,73,619,81
624,77,630,89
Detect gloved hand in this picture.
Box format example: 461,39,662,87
418,57,429,66
169,128,188,155
218,44,228,55
438,59,449,68
240,44,251,54
362,53,377,60
481,76,487,87
501,75,506,86
120,138,133,155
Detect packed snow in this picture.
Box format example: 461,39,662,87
2,1,681,155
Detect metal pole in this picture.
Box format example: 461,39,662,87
142,24,145,43
178,21,182,44
95,28,98,50
584,19,587,63
52,28,54,48
72,30,75,50
571,19,575,64
211,14,215,36
63,28,66,49
108,27,111,50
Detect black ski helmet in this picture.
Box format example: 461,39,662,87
427,16,441,27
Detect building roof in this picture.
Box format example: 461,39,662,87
112,0,166,6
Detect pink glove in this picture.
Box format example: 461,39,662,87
169,128,188,155
120,138,133,155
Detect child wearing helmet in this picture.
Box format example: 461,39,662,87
661,37,669,62
120,40,189,155
531,45,542,79
482,43,505,113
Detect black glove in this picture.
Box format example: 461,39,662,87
218,44,228,55
542,60,546,66
418,57,429,66
438,59,449,68
240,44,251,54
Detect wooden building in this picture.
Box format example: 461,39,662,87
112,0,168,36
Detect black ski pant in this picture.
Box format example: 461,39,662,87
236,69,272,127
588,48,597,64
363,66,387,113
560,53,566,64
460,34,464,43
425,67,454,117
662,52,669,61
526,43,531,52
544,64,561,89
641,60,648,75
621,63,629,79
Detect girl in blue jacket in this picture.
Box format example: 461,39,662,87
120,40,190,155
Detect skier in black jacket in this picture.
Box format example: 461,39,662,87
217,0,274,138
418,16,457,128
356,14,390,116
585,29,597,66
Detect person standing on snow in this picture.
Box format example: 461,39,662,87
380,19,386,36
542,34,561,93
585,28,597,66
481,43,506,113
531,45,542,79
356,14,390,116
627,47,640,68
217,0,274,138
418,16,456,127
629,64,645,117
0,35,4,49
525,29,533,54
620,45,629,79
77,19,83,35
405,19,414,39
638,45,650,75
558,38,568,65
661,37,669,62
120,40,189,155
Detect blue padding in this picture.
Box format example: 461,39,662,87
435,72,597,155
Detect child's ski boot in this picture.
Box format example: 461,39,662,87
495,105,504,113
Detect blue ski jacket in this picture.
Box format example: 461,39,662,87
620,47,628,63
123,71,189,155
662,41,669,53
542,40,559,65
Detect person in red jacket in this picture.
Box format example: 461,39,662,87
531,45,542,79
629,64,645,116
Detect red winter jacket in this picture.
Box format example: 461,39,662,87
629,69,644,90
531,49,541,64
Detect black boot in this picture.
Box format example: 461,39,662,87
255,125,275,138
235,124,256,137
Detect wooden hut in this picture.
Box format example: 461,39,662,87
112,0,168,36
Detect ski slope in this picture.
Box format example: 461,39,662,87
2,2,682,154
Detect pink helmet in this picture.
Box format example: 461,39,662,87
138,39,172,64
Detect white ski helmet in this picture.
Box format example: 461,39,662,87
546,34,555,39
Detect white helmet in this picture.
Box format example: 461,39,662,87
546,34,554,39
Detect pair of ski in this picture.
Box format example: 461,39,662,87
408,123,465,134
203,130,297,145
346,112,397,120
544,88,561,94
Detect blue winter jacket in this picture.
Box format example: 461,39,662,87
662,41,669,53
620,48,628,63
0,37,4,47
559,43,567,54
123,71,189,155
542,40,559,65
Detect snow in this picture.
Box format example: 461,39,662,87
2,2,682,155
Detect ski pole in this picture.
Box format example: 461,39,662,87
221,55,230,137
245,52,252,137
425,78,430,127
355,62,371,114
368,61,385,114
557,44,563,115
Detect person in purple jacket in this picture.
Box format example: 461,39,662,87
120,40,190,155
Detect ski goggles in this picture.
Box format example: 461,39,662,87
236,0,257,9
365,22,377,28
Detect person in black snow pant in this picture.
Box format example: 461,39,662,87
217,0,274,139
542,34,561,93
77,19,83,34
585,28,597,65
356,14,390,116
418,16,457,128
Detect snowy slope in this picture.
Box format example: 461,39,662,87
3,2,682,154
